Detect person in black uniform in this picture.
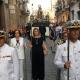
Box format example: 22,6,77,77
26,23,31,40
29,28,48,80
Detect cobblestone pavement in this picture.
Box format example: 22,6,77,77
24,37,58,80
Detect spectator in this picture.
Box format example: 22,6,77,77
29,28,48,80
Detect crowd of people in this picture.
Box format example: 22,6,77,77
0,25,48,80
0,21,80,80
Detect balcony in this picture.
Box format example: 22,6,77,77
23,0,28,3
20,7,30,16
71,0,77,3
67,0,77,5
62,5,69,12
61,0,77,11
17,0,23,4
19,4,24,11
56,5,62,13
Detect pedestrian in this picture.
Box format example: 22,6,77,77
10,30,26,80
55,24,62,39
26,23,31,40
49,23,55,40
29,28,48,80
39,21,46,41
8,28,15,38
0,30,19,80
55,28,68,80
54,22,80,80
55,27,68,45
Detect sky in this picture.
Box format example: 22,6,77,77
28,0,57,15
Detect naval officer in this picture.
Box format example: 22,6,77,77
54,22,80,80
0,30,19,80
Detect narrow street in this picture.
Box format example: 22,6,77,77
0,0,80,80
24,37,57,80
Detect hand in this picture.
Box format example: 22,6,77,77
64,61,71,69
28,44,32,48
43,50,48,56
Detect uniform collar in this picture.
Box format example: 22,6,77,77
70,40,79,45
0,44,6,50
66,40,79,46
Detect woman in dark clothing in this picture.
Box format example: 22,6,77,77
29,28,48,80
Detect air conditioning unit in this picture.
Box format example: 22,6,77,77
4,0,8,4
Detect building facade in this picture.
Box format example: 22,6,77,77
55,0,69,25
55,0,80,26
0,0,29,31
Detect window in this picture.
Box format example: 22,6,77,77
79,3,80,9
77,11,80,20
71,10,74,20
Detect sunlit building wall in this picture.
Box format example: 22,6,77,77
55,0,69,25
55,0,80,25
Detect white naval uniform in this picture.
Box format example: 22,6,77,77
10,37,25,80
0,44,19,80
54,40,80,80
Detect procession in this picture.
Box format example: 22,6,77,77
0,0,80,80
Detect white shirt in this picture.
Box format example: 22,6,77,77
54,40,80,80
0,44,19,80
10,37,25,59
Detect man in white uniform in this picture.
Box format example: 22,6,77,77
54,22,80,80
0,30,19,80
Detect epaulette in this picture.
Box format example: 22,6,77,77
56,39,65,45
